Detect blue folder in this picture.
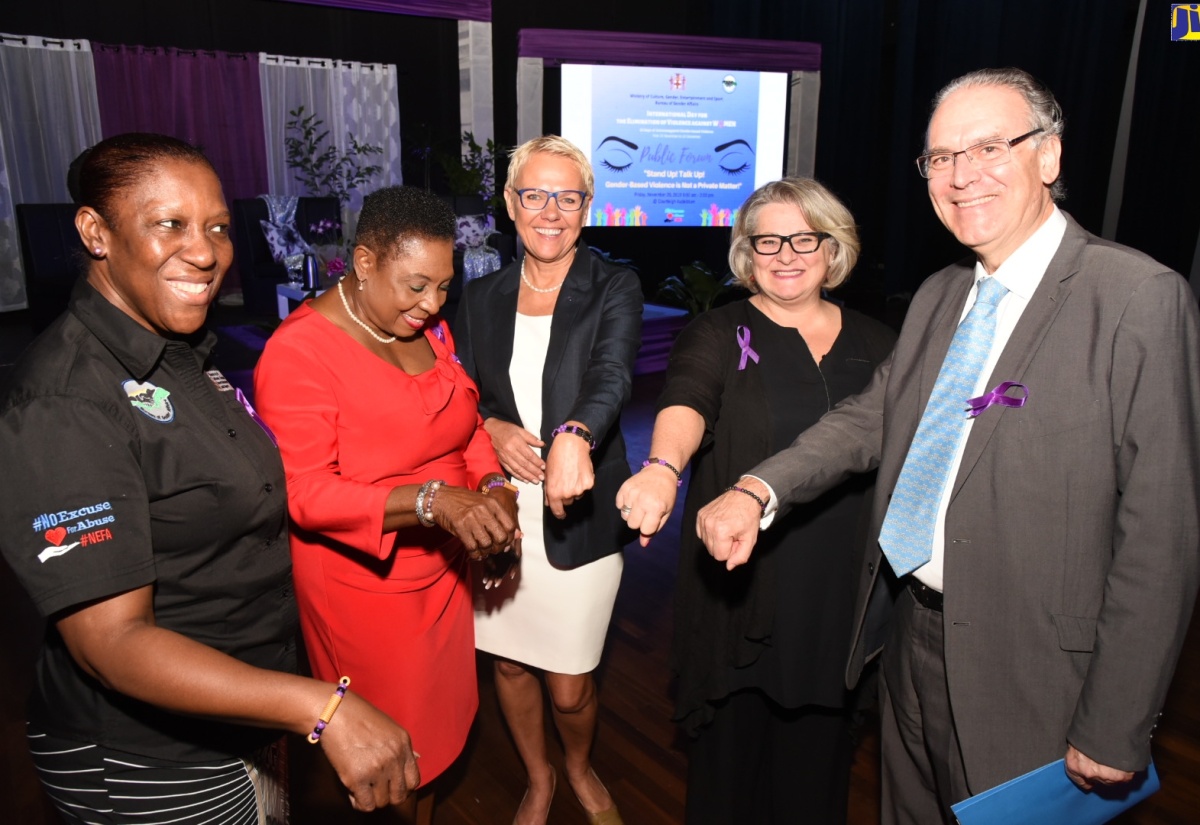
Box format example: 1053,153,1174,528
951,758,1159,825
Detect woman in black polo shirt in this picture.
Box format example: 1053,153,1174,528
0,133,417,824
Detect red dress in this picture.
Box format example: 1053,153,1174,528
253,303,501,782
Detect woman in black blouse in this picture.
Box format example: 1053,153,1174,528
0,133,419,824
616,178,896,824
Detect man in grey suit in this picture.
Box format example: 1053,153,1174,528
694,68,1200,823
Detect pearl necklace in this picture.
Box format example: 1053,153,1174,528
520,257,565,293
338,278,396,344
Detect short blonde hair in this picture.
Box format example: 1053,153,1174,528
728,178,860,292
506,135,594,197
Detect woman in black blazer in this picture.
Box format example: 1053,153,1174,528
456,135,641,825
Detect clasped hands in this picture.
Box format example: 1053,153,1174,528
428,483,520,560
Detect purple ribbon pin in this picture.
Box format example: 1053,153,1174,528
966,381,1028,418
430,322,461,363
736,325,760,371
236,387,278,446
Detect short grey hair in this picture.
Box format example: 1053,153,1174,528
929,67,1065,201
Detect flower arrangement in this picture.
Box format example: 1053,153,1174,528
308,219,348,279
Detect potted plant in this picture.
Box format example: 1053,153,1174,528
656,261,744,317
284,105,384,206
436,131,501,217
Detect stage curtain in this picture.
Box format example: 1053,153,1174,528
91,44,269,207
274,0,490,22
0,33,103,311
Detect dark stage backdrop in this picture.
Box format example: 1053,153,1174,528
700,0,1199,295
4,0,1197,300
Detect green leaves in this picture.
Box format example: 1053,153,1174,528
436,131,501,215
284,106,384,205
656,261,743,317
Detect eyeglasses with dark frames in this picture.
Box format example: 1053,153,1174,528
749,231,833,255
513,188,589,212
915,128,1044,178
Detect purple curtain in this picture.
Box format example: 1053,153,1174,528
518,29,820,72
91,44,269,206
275,0,490,22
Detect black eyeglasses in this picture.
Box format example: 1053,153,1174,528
916,128,1044,178
513,188,589,212
749,232,833,255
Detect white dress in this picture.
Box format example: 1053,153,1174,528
473,312,624,674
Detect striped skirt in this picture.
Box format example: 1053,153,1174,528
26,724,287,825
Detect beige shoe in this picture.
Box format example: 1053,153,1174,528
573,768,624,825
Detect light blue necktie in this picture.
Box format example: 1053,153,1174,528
878,276,1009,577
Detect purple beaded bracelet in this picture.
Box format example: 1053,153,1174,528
307,676,351,744
642,458,683,487
483,476,519,499
552,423,596,451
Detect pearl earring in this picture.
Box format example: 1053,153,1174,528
94,247,103,256
357,278,365,292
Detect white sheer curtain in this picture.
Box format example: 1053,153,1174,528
0,33,103,311
458,20,494,146
259,53,402,239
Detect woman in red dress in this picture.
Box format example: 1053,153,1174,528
254,186,519,823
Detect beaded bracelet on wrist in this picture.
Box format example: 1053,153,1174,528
307,677,351,744
552,423,595,451
416,479,443,527
642,457,683,487
423,480,444,527
726,484,768,514
482,476,519,498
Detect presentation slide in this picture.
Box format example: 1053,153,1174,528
562,64,787,228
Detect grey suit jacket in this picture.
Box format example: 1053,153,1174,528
753,214,1200,793
455,244,642,568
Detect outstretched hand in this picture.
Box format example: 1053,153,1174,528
696,483,766,570
616,465,679,546
544,432,594,519
318,691,421,811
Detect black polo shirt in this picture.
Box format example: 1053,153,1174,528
0,280,296,762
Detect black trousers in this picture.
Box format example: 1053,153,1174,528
686,688,854,825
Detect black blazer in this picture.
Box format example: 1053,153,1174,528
455,243,642,568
